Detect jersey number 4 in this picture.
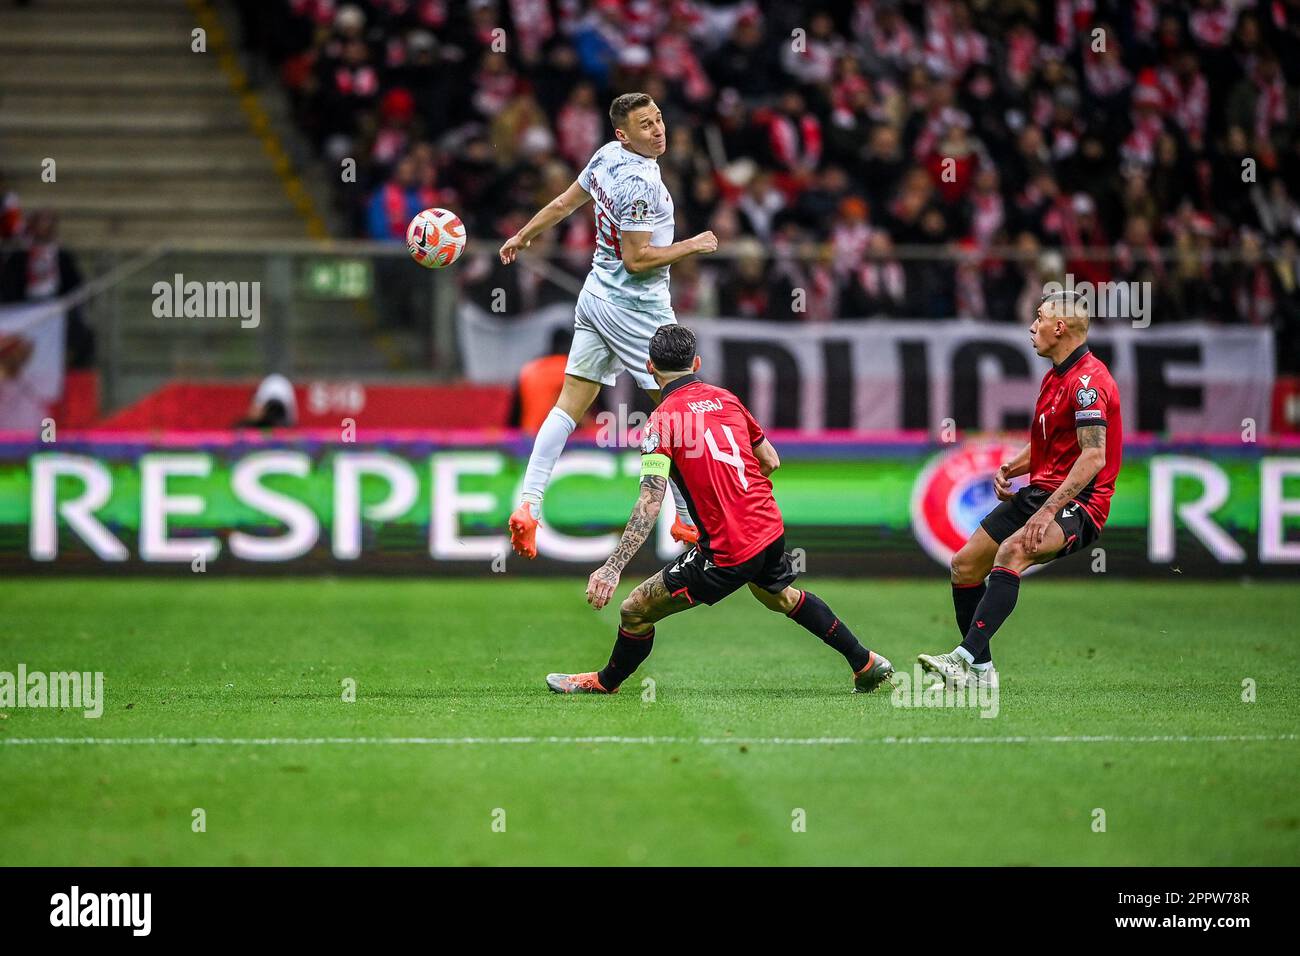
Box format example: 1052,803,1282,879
595,210,622,259
704,425,748,490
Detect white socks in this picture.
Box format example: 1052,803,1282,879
953,646,975,665
520,406,694,530
520,407,577,506
668,478,695,527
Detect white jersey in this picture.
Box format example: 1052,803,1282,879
577,140,675,312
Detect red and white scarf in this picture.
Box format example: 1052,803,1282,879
769,113,822,170
1158,68,1209,147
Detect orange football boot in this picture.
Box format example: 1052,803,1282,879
508,501,540,559
670,517,699,545
546,672,615,694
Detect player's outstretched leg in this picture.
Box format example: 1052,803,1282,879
547,571,693,694
511,374,602,559
748,584,893,693
949,528,1000,687
919,524,1062,687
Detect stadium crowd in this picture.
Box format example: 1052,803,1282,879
235,0,1300,367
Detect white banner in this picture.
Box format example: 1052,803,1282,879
0,302,65,431
459,304,1274,433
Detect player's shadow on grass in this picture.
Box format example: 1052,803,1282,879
241,686,871,702
241,690,470,702
658,686,869,700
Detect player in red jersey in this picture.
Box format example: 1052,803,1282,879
918,290,1122,687
546,325,894,695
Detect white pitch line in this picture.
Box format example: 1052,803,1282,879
1,734,1297,747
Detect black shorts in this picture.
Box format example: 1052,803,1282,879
659,533,799,606
979,486,1100,561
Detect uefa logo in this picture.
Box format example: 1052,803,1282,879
909,440,1027,567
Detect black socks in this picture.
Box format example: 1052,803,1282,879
959,568,1020,663
788,590,873,672
952,582,992,665
598,626,654,691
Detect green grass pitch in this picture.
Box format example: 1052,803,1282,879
1,577,1297,866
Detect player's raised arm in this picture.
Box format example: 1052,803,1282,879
620,229,717,275
586,468,669,610
499,180,592,264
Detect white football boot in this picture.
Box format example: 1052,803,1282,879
917,651,972,688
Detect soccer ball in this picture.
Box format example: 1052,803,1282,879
406,207,466,269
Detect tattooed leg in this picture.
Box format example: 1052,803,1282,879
619,570,695,635
587,570,695,691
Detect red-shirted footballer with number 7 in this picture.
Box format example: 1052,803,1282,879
918,290,1123,688
545,324,895,696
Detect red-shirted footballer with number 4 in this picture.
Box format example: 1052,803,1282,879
919,290,1123,689
545,324,895,696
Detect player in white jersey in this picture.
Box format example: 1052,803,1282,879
498,92,719,559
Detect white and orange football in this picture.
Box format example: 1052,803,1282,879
406,207,466,269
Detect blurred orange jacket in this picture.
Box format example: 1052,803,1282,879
518,354,569,433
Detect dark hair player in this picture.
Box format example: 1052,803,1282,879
546,324,895,695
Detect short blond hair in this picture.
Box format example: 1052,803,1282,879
1039,289,1090,332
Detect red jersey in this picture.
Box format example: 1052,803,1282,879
642,375,784,566
1030,345,1123,529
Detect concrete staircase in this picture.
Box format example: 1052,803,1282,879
0,0,306,244
0,0,441,408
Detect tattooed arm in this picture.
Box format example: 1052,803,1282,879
1045,425,1107,512
607,475,668,573
586,475,668,609
1024,426,1107,554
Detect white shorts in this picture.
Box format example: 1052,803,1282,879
565,287,676,391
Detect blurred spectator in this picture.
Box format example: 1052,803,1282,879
238,374,297,428
1226,229,1279,325
843,231,907,318
0,211,92,369
231,0,1300,331
1270,236,1300,372
831,195,875,274
717,238,772,319
713,10,777,99
556,83,603,169
0,173,21,240
669,254,719,317
368,154,438,240
737,170,785,241
516,329,574,433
